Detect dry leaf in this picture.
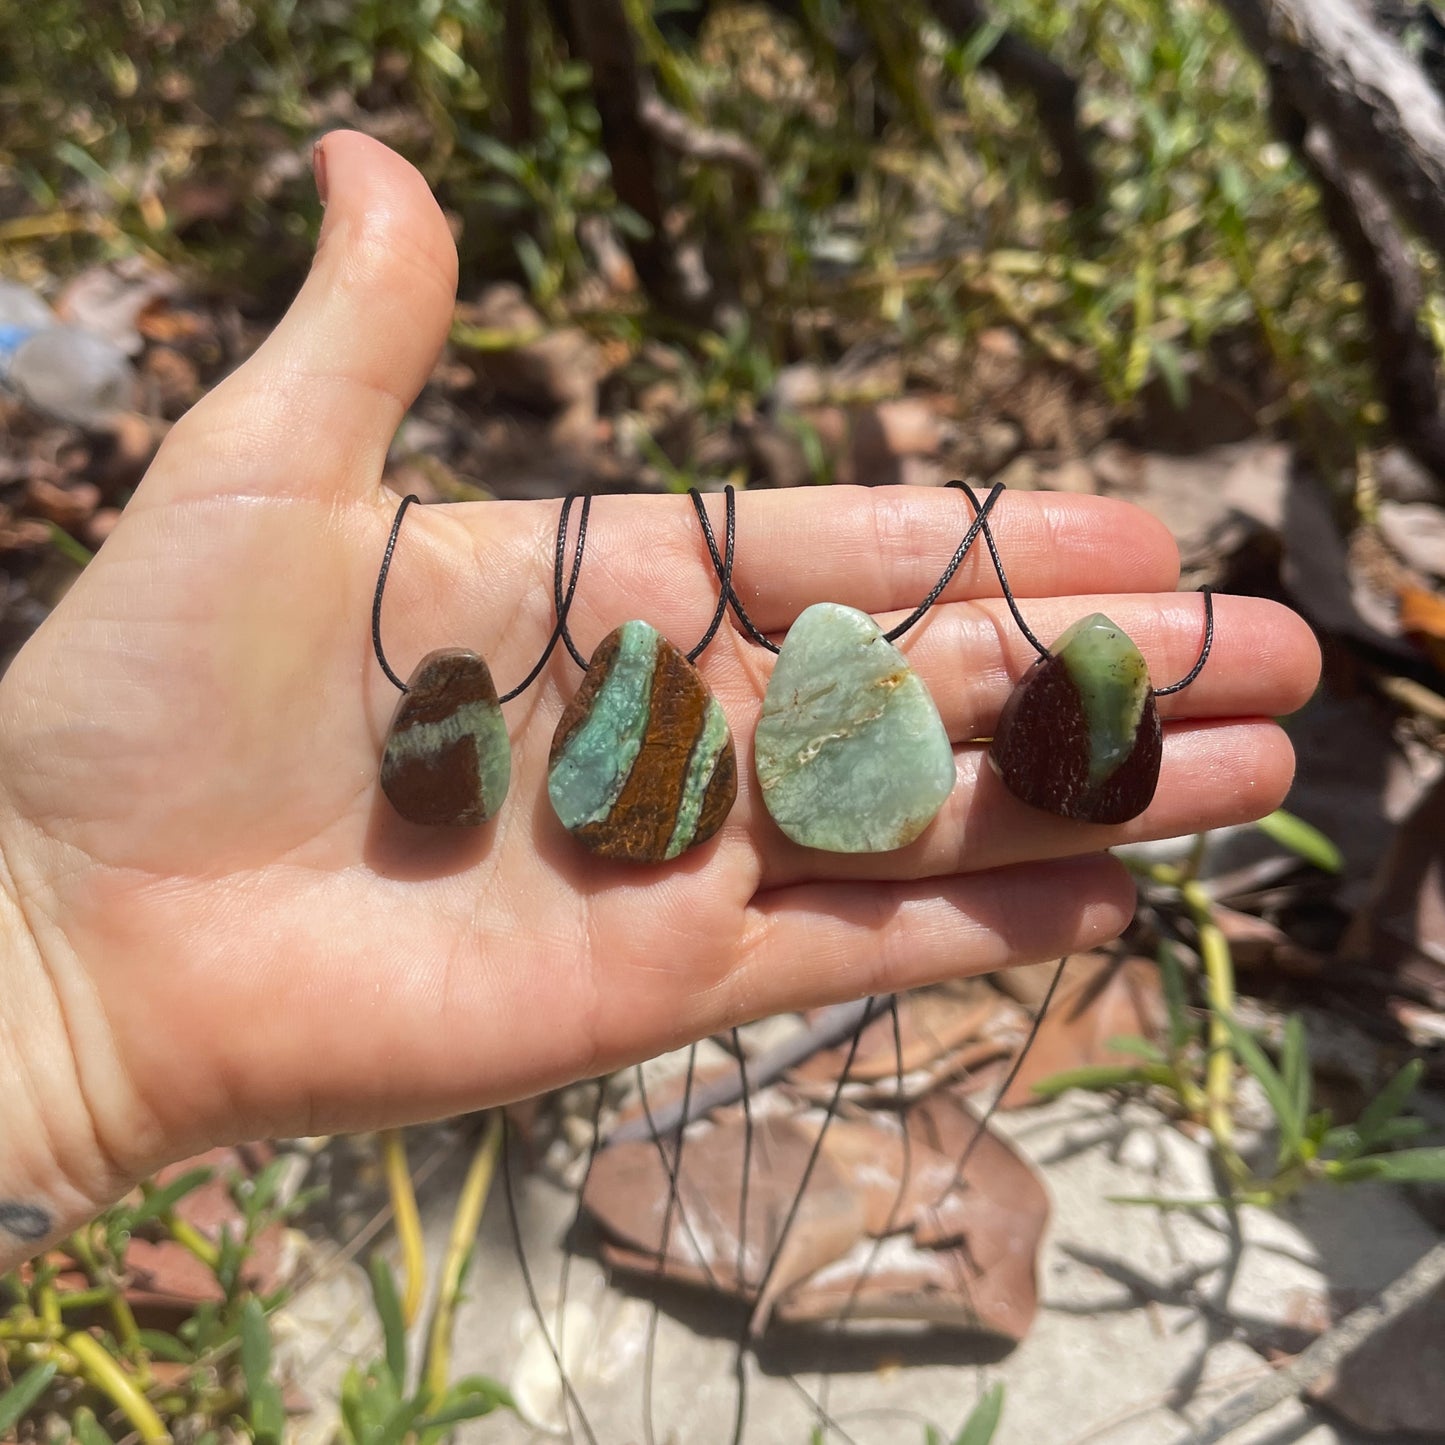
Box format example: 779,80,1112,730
585,1112,866,1333
584,1087,1048,1343
1000,954,1165,1108
1399,583,1445,672
790,982,1006,1089
780,1092,1047,1341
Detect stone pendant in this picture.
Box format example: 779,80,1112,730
754,603,955,853
549,620,737,863
989,613,1161,825
381,648,512,826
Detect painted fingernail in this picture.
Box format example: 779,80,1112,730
312,138,328,205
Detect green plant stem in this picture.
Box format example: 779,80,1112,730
135,1180,222,1271
64,1329,171,1443
166,1214,221,1271
1180,878,1248,1183
35,1277,62,1331
1139,856,1248,1184
620,0,699,115
0,1317,66,1344
66,1230,149,1377
381,1128,426,1327
423,1113,503,1405
55,1287,115,1312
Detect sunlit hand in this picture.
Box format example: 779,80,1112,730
0,133,1320,1258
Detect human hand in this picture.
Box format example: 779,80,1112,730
0,133,1320,1261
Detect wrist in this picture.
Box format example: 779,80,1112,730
0,828,145,1270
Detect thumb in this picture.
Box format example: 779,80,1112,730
137,130,458,510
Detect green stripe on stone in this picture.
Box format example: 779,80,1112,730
1052,613,1152,788
664,693,731,859
548,619,659,830
386,699,511,818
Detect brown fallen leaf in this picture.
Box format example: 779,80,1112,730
0,518,57,554
790,982,1006,1088
585,1112,867,1334
30,1146,297,1329
584,1087,1048,1343
1000,954,1166,1109
786,1091,1047,1342
141,345,203,417
136,1148,295,1314
1398,583,1445,673
745,401,947,490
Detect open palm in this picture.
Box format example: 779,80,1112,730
0,135,1319,1234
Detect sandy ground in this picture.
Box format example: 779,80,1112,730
275,1090,1441,1445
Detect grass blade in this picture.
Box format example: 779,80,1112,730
1281,1014,1311,1146
952,1382,1005,1445
240,1297,285,1445
418,1375,514,1427
1028,1063,1169,1099
0,1362,57,1433
72,1406,116,1445
128,1167,213,1228
1158,939,1195,1055
1355,1059,1425,1153
1330,1148,1445,1184
1105,1033,1167,1064
369,1252,408,1387
1254,809,1343,873
1215,1012,1301,1160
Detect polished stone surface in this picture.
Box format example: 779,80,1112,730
989,612,1161,824
549,620,736,863
754,602,954,853
381,648,511,826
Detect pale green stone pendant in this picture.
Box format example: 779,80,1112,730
754,603,955,853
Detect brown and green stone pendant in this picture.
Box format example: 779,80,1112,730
381,648,512,826
548,620,737,863
989,613,1161,825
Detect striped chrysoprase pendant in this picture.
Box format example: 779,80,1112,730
381,648,512,826
548,620,736,863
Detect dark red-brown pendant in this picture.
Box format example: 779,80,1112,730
989,614,1161,825
381,648,511,826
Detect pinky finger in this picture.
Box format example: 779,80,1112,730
729,855,1137,1020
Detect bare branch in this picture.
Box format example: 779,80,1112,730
1219,0,1445,252
1175,1241,1445,1445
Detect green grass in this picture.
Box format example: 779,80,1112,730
0,0,1402,452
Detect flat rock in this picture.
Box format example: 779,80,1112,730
1379,498,1445,578
381,648,510,826
755,602,954,853
549,620,736,863
990,613,1161,825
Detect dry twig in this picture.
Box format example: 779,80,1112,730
1175,1241,1445,1444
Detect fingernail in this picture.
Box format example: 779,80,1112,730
312,138,328,205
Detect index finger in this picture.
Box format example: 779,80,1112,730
606,485,1183,635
